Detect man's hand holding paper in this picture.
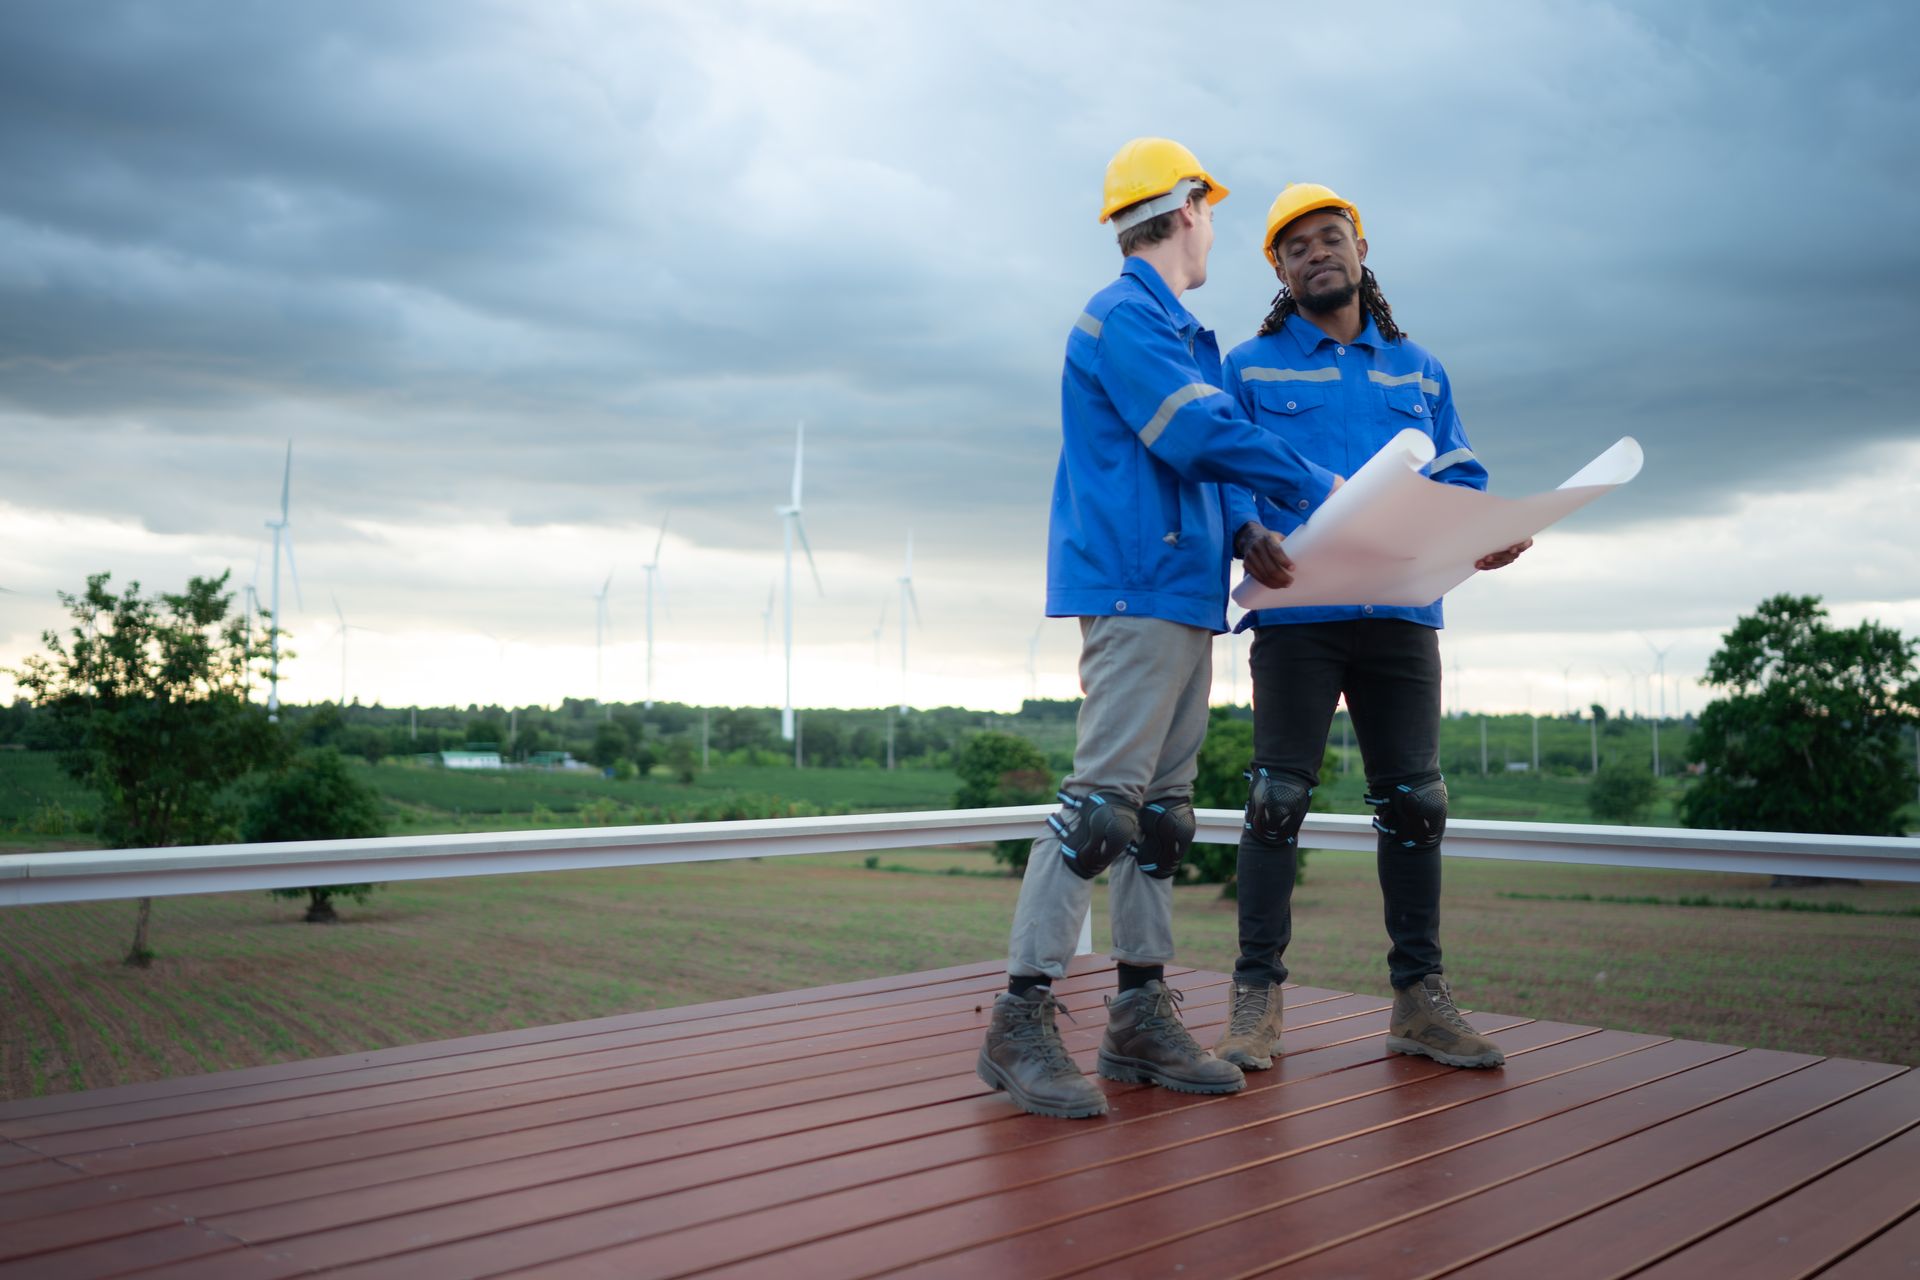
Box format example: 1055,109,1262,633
1232,430,1640,610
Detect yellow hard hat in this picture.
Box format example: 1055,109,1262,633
1099,137,1229,228
1262,183,1364,268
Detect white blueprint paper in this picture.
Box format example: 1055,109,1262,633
1232,430,1644,611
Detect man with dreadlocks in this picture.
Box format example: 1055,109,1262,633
975,142,1344,1120
1211,183,1530,1075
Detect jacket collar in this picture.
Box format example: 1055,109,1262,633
1284,309,1386,354
1122,257,1200,336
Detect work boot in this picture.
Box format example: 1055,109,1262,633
1098,980,1245,1094
1212,980,1285,1071
977,988,1109,1119
1387,974,1507,1068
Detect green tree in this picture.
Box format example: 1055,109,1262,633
588,719,631,768
1588,757,1656,823
8,572,281,965
243,747,387,922
954,731,1054,872
666,738,697,784
1682,595,1920,866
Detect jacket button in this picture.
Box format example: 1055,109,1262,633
1363,605,1375,615
1297,499,1309,511
1116,600,1128,612
1414,403,1424,413
1336,346,1346,355
1286,400,1297,410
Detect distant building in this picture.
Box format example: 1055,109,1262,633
527,751,583,770
440,750,503,770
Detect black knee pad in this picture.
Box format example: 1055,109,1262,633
1368,777,1448,850
1048,790,1139,880
1244,767,1312,849
1133,795,1196,880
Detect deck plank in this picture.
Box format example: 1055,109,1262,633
1266,1056,1906,1278
0,960,1908,1280
1814,1207,1920,1278
1453,1069,1920,1279
1633,1118,1920,1279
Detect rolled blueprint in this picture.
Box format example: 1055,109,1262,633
1232,429,1643,610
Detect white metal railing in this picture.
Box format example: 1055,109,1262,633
5,807,1917,908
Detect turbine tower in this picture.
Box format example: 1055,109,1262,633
776,421,823,740
263,442,304,721
592,570,614,719
897,531,921,714
641,514,669,709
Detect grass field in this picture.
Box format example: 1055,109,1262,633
3,847,1916,1100
0,746,1710,847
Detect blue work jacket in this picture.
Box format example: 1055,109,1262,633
1224,312,1489,631
1047,258,1338,633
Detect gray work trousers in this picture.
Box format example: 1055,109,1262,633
1007,614,1214,980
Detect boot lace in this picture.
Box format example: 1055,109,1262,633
1426,979,1475,1035
1009,993,1080,1076
1227,984,1272,1037
1139,985,1206,1057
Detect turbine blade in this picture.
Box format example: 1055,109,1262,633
794,516,823,595
878,598,890,629
601,570,614,598
791,420,805,510
652,514,669,564
907,580,923,626
332,592,344,627
904,529,913,576
280,441,292,520
284,531,306,611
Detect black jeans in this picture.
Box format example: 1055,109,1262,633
1234,619,1446,991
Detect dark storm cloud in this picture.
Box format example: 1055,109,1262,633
1,0,1916,579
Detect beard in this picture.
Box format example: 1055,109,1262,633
1296,273,1358,314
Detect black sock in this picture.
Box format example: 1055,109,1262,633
1116,963,1164,993
1008,974,1051,999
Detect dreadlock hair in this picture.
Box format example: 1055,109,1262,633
1256,264,1406,342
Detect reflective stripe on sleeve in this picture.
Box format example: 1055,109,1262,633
1368,369,1442,395
1427,447,1477,474
1240,366,1342,383
1074,312,1103,339
1141,383,1224,446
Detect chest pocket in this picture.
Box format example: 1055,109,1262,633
1250,382,1335,466
1379,385,1433,436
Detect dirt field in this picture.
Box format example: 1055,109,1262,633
3,848,1917,1099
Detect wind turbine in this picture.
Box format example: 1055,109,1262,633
328,594,378,706
776,421,823,741
641,514,669,709
263,442,304,721
592,570,614,719
897,531,921,715
1641,635,1675,720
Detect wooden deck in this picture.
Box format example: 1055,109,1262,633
0,958,1914,1279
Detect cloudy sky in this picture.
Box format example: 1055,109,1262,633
2,0,1916,717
